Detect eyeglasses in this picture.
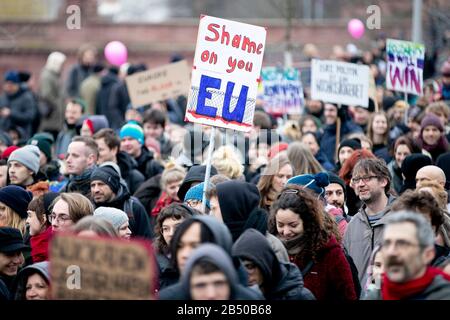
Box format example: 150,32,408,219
350,175,378,185
186,199,200,208
380,239,421,251
49,213,72,225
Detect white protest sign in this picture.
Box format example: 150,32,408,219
125,60,190,108
184,15,266,132
386,39,425,96
311,59,369,107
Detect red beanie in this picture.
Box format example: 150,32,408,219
1,145,20,159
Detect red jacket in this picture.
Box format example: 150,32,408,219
290,236,357,301
30,226,52,263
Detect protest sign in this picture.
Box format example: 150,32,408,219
386,39,425,96
311,59,369,107
125,60,190,108
184,15,266,132
260,66,304,115
50,233,157,300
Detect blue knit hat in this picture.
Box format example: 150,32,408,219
286,172,330,197
119,121,144,145
184,182,210,209
4,70,20,84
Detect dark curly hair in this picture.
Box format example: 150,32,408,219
268,185,333,263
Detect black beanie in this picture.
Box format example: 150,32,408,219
327,172,346,198
338,138,362,154
90,165,121,194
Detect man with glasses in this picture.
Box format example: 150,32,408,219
365,211,450,300
344,158,396,287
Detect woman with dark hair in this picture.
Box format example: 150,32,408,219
300,132,334,171
257,153,293,211
268,185,357,300
339,149,377,216
418,113,449,162
154,203,198,289
387,136,421,194
14,261,50,300
366,111,392,163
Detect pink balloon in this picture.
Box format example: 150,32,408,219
104,41,128,66
347,19,365,39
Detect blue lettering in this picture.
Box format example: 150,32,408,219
222,82,248,123
196,75,221,118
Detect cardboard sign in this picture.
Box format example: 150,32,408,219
126,60,190,108
260,67,304,115
386,39,425,96
50,233,157,300
311,59,369,107
184,15,267,132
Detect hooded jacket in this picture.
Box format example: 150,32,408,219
94,179,153,240
133,173,162,216
216,181,262,242
159,244,264,300
232,229,315,300
158,215,247,293
117,151,145,195
344,196,396,285
14,261,50,300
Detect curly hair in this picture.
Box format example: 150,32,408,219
269,185,332,263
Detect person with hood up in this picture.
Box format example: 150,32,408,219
269,185,357,300
233,228,315,300
207,180,289,262
160,243,263,300
158,215,247,293
14,261,50,300
38,51,66,136
90,164,153,240
176,164,218,202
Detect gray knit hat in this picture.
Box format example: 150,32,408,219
8,145,40,174
93,207,129,230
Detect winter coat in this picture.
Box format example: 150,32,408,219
38,68,64,132
107,81,130,130
95,71,119,117
30,226,52,263
80,74,101,115
94,180,153,240
117,151,145,195
320,120,363,163
133,173,162,217
0,87,38,139
156,253,178,291
0,275,15,300
62,166,96,199
135,147,163,179
65,63,92,97
344,196,396,285
315,151,335,171
232,229,315,300
159,243,264,300
14,261,50,300
55,124,77,159
177,165,218,201
290,236,357,301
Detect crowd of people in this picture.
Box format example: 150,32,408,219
1,37,450,301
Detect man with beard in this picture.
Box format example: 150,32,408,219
365,212,450,300
90,164,153,239
324,172,350,221
344,158,396,286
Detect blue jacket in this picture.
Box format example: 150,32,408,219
320,121,363,163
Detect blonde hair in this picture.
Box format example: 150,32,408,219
287,142,324,175
211,145,244,180
0,203,26,235
367,111,390,146
161,161,186,188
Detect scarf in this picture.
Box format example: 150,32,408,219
151,192,178,217
382,267,450,300
30,226,52,263
281,234,305,256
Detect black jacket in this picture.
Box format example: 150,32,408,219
108,81,130,130
232,229,315,300
133,174,162,216
135,147,163,179
95,70,119,116
177,165,218,201
0,275,15,300
95,180,153,240
117,151,145,195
